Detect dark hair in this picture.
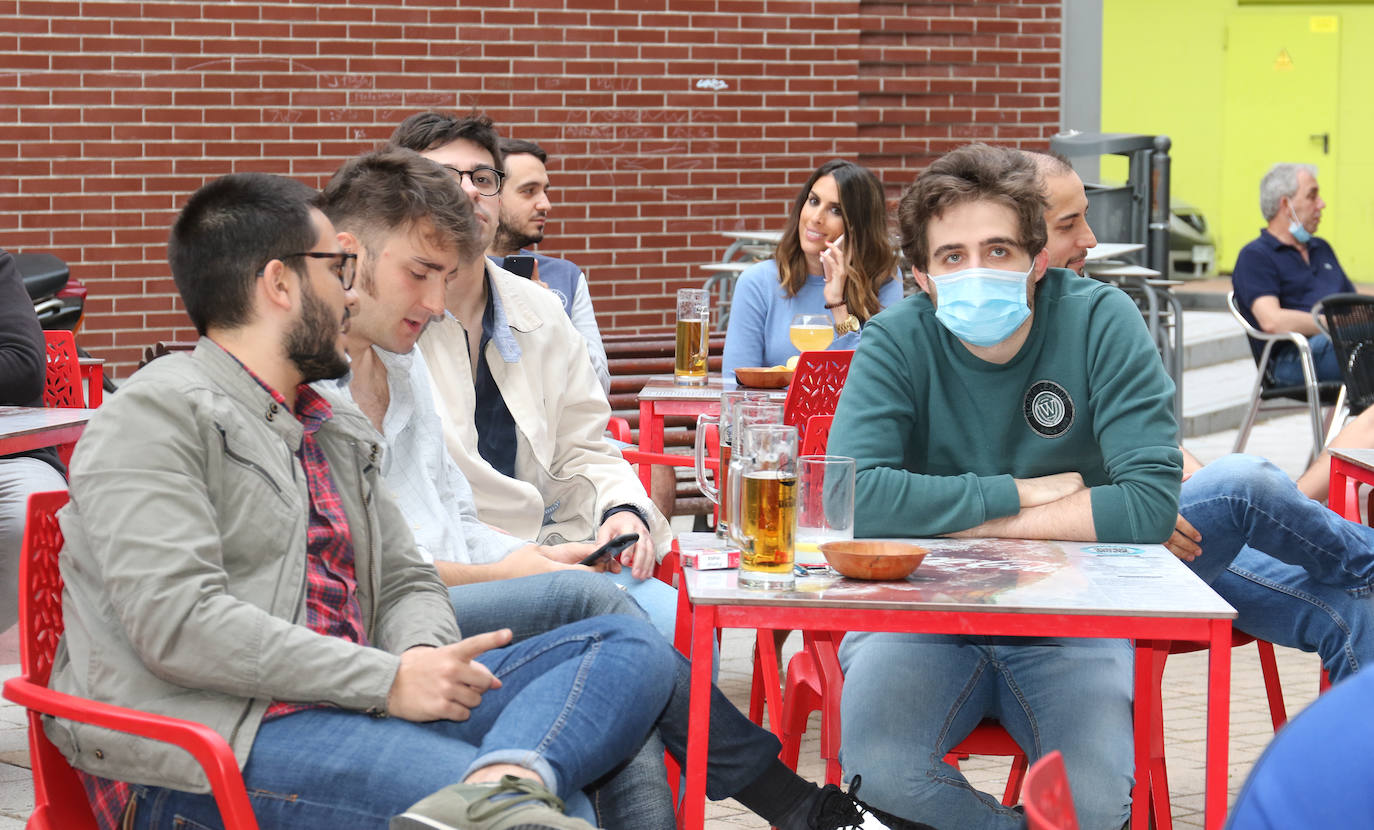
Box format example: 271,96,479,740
774,160,896,321
320,147,480,291
499,137,547,166
389,110,502,169
897,143,1048,273
1023,149,1074,179
167,172,320,335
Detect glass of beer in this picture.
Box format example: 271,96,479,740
795,455,856,569
789,313,834,354
675,288,710,385
725,401,785,547
737,423,798,590
694,391,774,544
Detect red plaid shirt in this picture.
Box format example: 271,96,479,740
80,379,370,830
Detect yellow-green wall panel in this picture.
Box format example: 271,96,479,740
1102,0,1374,279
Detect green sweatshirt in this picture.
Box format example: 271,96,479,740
829,268,1181,543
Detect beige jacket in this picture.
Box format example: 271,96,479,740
44,341,460,792
419,261,671,556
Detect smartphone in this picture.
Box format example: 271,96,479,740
578,533,640,566
502,255,537,279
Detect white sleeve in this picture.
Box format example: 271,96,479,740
569,273,611,398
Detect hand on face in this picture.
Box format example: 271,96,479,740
820,234,850,307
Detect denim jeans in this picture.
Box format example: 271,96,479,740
1181,454,1374,684
1180,454,1374,596
1270,332,1341,386
837,632,1135,830
125,615,676,830
607,566,679,641
450,570,678,830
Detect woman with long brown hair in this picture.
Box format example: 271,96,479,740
722,159,902,375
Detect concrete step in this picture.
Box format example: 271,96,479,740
1181,310,1250,371
1180,358,1258,438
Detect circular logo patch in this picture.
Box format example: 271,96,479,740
1023,380,1074,439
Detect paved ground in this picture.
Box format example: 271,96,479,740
0,413,1334,828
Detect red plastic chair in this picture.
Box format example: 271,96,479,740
782,350,854,443
41,331,84,409
42,331,85,466
1023,750,1079,830
1138,632,1315,830
1,491,259,830
777,631,1028,804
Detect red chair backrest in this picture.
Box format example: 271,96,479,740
799,415,834,457
783,351,854,441
42,331,84,409
18,490,100,829
1023,750,1080,830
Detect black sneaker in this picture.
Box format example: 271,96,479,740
807,775,940,830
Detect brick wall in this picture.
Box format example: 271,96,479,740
1,0,1060,380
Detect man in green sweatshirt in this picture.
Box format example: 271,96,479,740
828,143,1183,830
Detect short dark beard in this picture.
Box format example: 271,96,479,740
494,219,542,254
285,279,351,383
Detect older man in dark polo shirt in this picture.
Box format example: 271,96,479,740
1232,162,1352,385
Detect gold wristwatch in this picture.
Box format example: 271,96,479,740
833,314,861,336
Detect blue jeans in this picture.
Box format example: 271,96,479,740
607,567,679,641
838,633,1135,830
1180,454,1374,684
1270,332,1341,385
126,615,676,830
450,570,677,830
1180,454,1374,596
448,569,766,830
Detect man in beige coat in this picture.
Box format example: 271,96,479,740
389,111,678,637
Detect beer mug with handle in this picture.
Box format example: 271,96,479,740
737,423,798,590
694,391,774,543
724,401,785,547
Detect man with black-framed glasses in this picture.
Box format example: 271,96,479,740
388,111,679,644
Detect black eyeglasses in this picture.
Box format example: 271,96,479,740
441,165,505,196
280,251,357,291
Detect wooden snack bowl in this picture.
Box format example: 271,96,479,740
734,366,794,388
820,540,928,580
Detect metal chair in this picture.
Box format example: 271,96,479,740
1313,293,1374,416
1023,751,1079,830
1,491,259,830
1227,291,1343,464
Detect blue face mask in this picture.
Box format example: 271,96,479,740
1288,206,1312,245
930,265,1033,347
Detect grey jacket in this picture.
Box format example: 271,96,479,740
44,339,460,792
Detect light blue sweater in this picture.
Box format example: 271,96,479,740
721,259,904,376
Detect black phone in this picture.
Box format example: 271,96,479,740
502,255,537,279
578,533,640,566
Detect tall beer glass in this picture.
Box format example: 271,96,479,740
737,423,798,590
725,401,785,546
674,288,709,385
694,391,773,543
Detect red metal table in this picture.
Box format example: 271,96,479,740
0,405,94,455
634,376,782,491
674,536,1237,830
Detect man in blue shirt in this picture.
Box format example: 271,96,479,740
488,137,611,397
1231,163,1352,385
